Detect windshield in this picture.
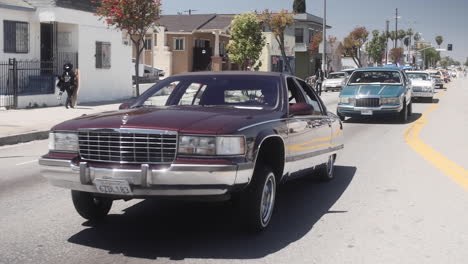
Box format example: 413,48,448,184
408,73,430,81
349,71,402,84
139,75,279,108
328,73,346,79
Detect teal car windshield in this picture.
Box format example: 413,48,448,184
349,71,402,85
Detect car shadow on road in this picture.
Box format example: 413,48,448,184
344,113,422,125
67,165,356,260
413,98,439,104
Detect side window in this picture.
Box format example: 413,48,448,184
143,81,179,106
296,79,326,115
179,83,207,105
287,77,306,104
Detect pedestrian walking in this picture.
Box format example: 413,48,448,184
315,68,324,96
57,63,77,109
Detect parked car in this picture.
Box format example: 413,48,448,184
337,67,413,123
39,72,344,232
323,72,348,92
406,71,435,102
427,70,444,89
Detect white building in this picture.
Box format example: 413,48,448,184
0,0,132,109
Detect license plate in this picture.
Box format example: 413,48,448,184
361,110,373,115
94,179,132,195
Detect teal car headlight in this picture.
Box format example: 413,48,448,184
339,97,356,104
380,97,400,105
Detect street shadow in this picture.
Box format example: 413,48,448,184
344,113,422,125
68,165,356,260
412,98,439,104
71,107,93,110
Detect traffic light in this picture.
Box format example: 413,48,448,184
448,44,453,51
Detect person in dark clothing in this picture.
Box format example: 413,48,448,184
315,68,324,96
57,63,77,109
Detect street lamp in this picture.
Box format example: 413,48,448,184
322,0,327,74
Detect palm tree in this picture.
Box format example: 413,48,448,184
389,31,397,48
398,29,407,48
414,33,421,42
406,29,414,63
435,35,443,48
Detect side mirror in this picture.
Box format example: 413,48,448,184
289,103,314,116
119,100,134,110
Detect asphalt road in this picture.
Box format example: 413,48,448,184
1,78,467,264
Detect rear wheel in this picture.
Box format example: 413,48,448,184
71,191,113,221
240,167,277,233
408,101,413,116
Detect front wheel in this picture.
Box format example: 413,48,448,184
71,191,113,221
408,101,413,116
398,101,408,123
240,167,277,233
317,155,336,181
337,112,346,121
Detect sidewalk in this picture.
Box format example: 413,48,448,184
0,100,125,146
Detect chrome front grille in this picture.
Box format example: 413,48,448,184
355,98,380,107
413,86,424,92
78,129,177,164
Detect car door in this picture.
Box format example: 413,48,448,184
285,77,330,176
295,78,332,164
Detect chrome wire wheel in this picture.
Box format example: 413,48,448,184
260,173,276,227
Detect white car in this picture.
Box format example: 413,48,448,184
322,72,348,92
407,71,435,102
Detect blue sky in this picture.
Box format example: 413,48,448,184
162,0,468,63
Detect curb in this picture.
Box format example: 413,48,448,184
0,131,49,147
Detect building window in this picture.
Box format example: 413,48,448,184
295,28,304,43
96,42,111,69
174,38,185,51
143,38,152,50
219,42,226,56
3,21,29,53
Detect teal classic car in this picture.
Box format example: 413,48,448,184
337,68,413,123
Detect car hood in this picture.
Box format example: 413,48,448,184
52,106,281,134
340,85,405,97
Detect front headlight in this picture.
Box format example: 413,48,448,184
339,97,355,104
48,132,78,152
178,136,245,156
380,97,400,105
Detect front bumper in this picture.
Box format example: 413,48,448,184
337,104,403,117
412,91,434,98
39,158,253,197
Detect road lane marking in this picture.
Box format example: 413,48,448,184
404,91,468,190
15,159,38,166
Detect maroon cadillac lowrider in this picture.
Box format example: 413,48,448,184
39,71,344,232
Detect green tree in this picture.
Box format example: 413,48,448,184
398,29,407,47
95,0,162,96
435,35,443,48
390,47,404,63
366,30,386,65
293,0,306,13
465,57,468,67
342,27,369,67
421,47,440,69
227,13,266,71
262,9,295,73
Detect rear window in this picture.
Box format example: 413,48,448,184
329,73,346,79
349,71,402,84
407,73,430,81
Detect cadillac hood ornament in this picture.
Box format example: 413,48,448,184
122,114,129,125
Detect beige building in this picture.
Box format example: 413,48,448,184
133,14,234,77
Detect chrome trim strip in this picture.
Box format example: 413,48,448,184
78,128,178,135
38,158,71,167
286,144,344,162
238,119,286,132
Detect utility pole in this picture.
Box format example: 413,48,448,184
184,9,198,15
395,8,398,49
322,0,327,74
385,20,389,65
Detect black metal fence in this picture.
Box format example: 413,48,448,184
0,52,78,109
